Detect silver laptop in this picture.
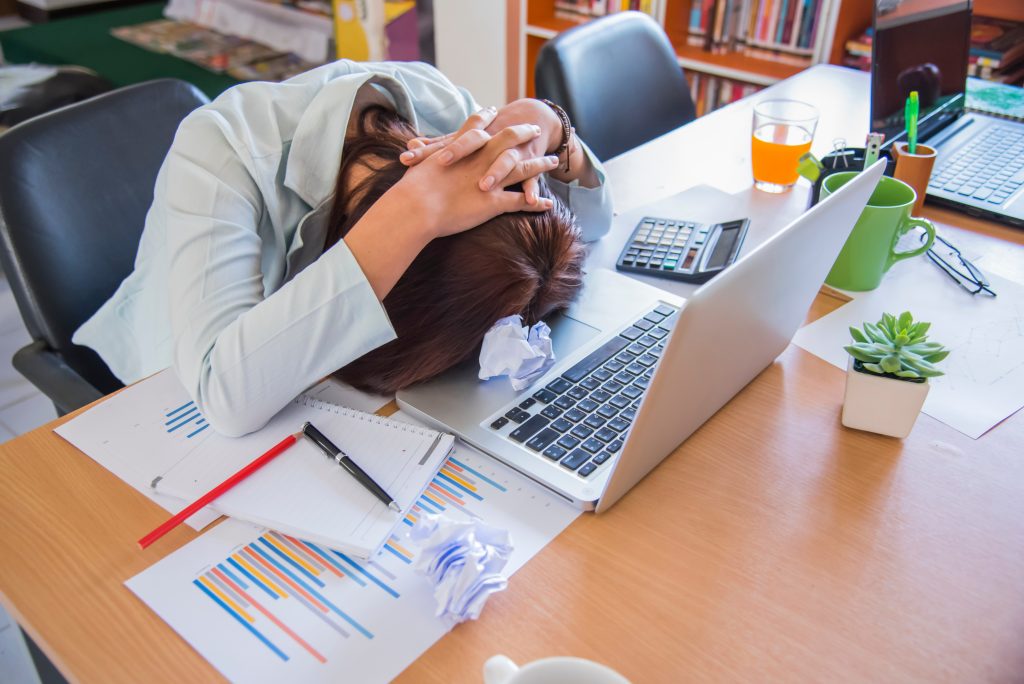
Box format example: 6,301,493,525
397,161,886,511
872,1,1024,227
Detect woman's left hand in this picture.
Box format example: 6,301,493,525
400,99,562,204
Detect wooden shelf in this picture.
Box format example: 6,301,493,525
827,0,872,65
521,0,859,98
526,34,546,102
670,37,807,85
975,0,1024,22
525,18,805,89
525,8,589,37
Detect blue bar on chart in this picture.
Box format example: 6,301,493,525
404,456,508,527
191,530,386,664
164,400,210,438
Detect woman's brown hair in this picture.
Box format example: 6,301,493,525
325,105,585,395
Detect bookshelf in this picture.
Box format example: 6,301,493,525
975,0,1024,22
522,0,871,116
838,0,1024,85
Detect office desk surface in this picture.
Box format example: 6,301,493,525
2,66,1023,683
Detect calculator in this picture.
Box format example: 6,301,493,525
615,216,751,284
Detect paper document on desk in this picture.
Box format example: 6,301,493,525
55,370,418,555
153,393,454,557
53,371,225,530
794,266,1024,439
126,428,580,684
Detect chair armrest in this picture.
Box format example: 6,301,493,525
12,340,104,415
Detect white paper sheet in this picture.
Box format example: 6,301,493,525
54,370,395,536
126,437,580,684
153,394,453,557
54,373,220,530
794,263,1024,439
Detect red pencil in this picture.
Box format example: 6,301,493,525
137,430,305,550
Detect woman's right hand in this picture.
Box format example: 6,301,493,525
390,124,561,239
343,124,560,302
400,101,564,205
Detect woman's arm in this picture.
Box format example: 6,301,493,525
164,111,401,437
165,112,559,436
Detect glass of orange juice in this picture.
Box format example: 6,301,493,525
751,99,819,193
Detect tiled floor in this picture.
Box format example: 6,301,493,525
0,274,56,684
0,277,56,436
0,605,42,684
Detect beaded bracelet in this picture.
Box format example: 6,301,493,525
540,99,573,173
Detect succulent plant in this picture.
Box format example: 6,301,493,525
845,311,949,380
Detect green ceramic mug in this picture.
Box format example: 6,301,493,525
822,172,936,291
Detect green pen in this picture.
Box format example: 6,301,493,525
905,91,919,154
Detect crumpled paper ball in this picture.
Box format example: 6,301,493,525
478,315,555,391
409,514,513,627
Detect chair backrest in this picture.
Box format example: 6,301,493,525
535,11,697,161
0,79,209,394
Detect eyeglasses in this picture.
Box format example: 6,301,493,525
920,231,997,296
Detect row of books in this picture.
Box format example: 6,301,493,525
688,71,761,117
841,25,870,72
688,0,832,59
968,15,1024,84
841,15,1024,86
553,0,660,22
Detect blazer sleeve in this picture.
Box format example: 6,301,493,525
163,110,395,437
546,140,614,243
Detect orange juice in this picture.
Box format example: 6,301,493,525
751,123,812,187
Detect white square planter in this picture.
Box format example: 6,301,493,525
841,357,930,439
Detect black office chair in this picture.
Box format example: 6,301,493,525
0,79,209,415
535,11,697,161
0,65,113,129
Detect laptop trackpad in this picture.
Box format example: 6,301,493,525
547,312,602,361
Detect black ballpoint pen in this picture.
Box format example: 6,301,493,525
301,421,402,513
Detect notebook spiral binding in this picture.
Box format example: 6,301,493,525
296,394,438,436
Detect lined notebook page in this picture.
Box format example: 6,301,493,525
154,394,453,557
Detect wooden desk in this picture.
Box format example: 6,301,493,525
2,66,1022,683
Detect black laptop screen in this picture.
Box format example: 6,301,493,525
871,0,971,147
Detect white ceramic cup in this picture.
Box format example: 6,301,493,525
483,654,631,684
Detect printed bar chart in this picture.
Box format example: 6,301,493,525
128,434,580,683
186,455,505,666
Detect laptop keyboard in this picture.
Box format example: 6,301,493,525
487,304,679,479
928,125,1024,205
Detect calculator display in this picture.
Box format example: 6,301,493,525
705,221,745,270
615,216,750,284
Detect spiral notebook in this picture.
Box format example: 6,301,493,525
152,393,455,558
54,369,452,559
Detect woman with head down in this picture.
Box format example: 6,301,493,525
74,61,612,436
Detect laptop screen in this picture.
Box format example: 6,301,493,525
871,0,972,148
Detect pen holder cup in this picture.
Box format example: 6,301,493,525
809,147,895,208
891,142,937,214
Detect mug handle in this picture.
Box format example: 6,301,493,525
890,217,935,263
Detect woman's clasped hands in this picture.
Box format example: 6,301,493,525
394,100,566,239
